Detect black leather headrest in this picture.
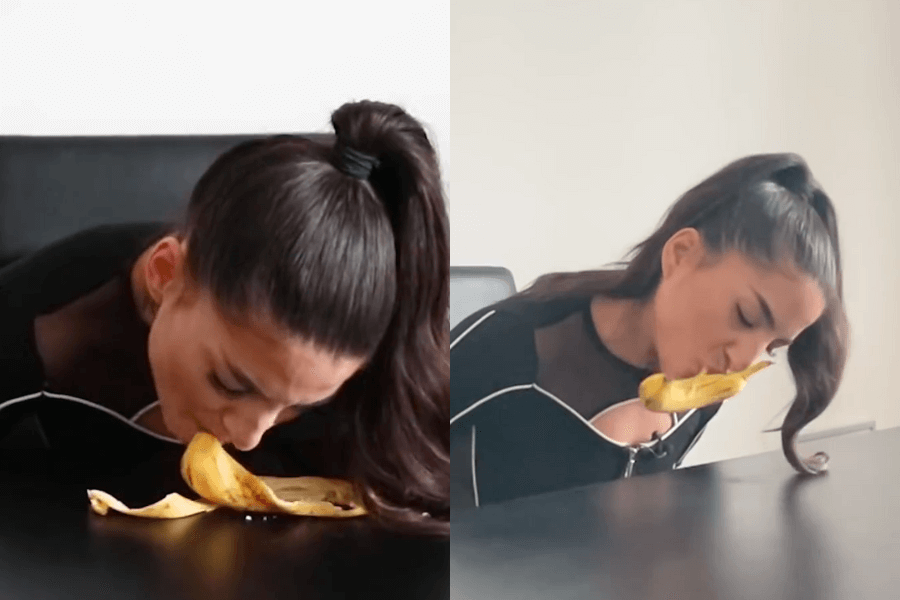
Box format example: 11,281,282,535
0,134,333,265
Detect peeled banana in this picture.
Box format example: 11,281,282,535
88,432,367,519
639,361,773,413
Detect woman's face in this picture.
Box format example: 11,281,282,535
138,237,365,450
652,228,827,381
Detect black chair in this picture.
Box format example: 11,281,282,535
449,266,516,329
0,133,331,266
0,133,330,450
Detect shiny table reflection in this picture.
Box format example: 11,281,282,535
451,427,900,600
0,449,448,600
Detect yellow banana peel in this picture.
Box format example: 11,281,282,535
88,489,218,518
639,361,773,413
88,432,367,520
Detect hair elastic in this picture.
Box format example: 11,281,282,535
336,144,380,180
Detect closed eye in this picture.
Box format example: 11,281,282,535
208,372,253,398
737,305,753,328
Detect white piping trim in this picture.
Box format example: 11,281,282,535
130,400,159,423
661,408,698,440
674,420,711,469
450,384,533,425
0,391,181,445
450,310,496,351
0,392,43,404
471,425,480,508
531,385,634,448
451,380,697,450
589,399,696,442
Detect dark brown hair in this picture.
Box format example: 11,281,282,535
181,101,449,533
520,154,849,476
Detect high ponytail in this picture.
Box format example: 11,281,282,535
182,100,449,534
328,101,450,533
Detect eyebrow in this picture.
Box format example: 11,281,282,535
752,289,777,331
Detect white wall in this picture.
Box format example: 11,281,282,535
0,0,449,174
450,0,900,465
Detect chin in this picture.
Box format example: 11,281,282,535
169,416,203,445
172,427,195,445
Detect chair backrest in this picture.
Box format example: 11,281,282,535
0,134,331,264
450,266,516,330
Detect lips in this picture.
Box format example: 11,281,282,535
193,419,230,447
676,363,708,380
674,363,721,380
702,354,729,376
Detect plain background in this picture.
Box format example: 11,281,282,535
0,0,449,175
449,0,900,466
2,0,897,468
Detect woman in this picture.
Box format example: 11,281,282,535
450,154,848,508
0,100,449,533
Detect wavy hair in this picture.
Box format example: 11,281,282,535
521,154,849,475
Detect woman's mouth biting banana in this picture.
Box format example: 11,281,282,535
639,361,773,413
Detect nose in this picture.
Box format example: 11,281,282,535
726,337,768,373
221,406,280,452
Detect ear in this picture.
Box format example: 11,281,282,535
660,227,704,280
143,236,188,307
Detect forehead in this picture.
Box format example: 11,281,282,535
710,251,826,335
187,291,363,403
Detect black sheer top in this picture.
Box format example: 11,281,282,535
451,294,721,507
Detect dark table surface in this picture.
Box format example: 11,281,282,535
0,448,448,600
451,426,900,600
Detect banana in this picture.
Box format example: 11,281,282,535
639,361,773,413
179,432,366,517
88,432,367,519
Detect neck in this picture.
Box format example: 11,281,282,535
589,295,659,371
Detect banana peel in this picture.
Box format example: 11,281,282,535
88,490,218,518
88,432,366,520
639,361,773,413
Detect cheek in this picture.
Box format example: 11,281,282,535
656,280,700,343
273,407,301,427
148,308,203,410
146,316,170,392
654,276,722,367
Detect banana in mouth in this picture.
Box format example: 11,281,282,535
639,361,773,413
